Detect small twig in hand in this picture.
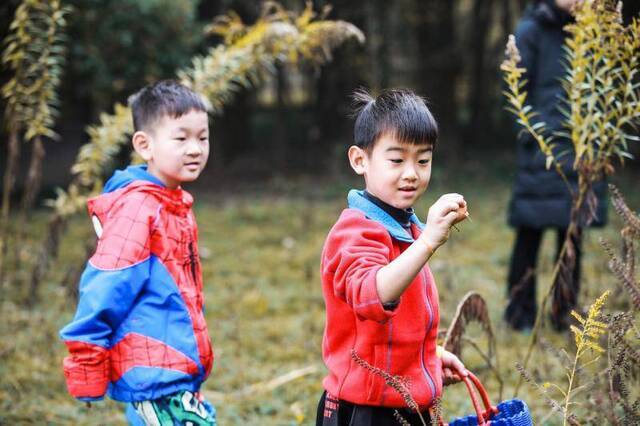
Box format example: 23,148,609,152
452,212,471,232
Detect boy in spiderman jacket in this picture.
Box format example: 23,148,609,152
316,88,469,426
60,80,216,425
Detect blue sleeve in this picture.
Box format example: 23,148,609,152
59,261,151,347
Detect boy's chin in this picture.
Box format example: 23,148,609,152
395,195,423,210
178,171,204,184
385,197,414,210
393,202,414,210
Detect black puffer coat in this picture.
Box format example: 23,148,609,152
508,0,607,229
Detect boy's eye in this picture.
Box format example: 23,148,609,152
419,159,431,165
174,137,187,141
200,137,208,142
389,159,403,164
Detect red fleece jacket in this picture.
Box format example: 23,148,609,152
321,209,442,409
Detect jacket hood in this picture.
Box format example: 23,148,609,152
528,0,573,27
88,165,193,224
102,164,166,193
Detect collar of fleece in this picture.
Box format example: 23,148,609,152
347,189,425,243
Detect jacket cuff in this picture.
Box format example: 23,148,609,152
353,266,398,323
63,342,110,399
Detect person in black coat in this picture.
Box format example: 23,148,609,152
504,0,607,331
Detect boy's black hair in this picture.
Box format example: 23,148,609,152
128,79,210,132
351,88,438,151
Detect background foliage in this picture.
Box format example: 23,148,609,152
1,0,639,195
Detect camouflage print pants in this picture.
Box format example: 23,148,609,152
128,390,217,426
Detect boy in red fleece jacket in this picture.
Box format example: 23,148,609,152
317,88,468,426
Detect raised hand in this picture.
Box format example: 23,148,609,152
420,193,467,251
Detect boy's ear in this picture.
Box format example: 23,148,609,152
348,145,367,175
132,131,153,161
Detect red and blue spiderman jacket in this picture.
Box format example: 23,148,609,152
60,165,213,403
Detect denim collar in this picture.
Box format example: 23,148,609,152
347,189,424,243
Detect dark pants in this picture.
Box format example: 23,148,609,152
316,392,431,426
504,226,582,331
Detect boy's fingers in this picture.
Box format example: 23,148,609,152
442,367,463,385
451,357,467,376
442,192,463,199
440,197,465,211
438,201,461,215
444,210,459,224
442,193,465,203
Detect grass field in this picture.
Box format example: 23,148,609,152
0,165,637,425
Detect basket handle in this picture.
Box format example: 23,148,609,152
436,369,499,426
461,372,498,425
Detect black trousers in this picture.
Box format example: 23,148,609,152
316,392,431,426
504,226,582,330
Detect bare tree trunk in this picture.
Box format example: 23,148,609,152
364,0,390,89
465,0,494,143
62,237,95,304
272,63,288,171
1,128,20,222
518,0,528,13
0,126,21,280
503,0,514,36
9,137,47,273
27,213,65,306
20,136,46,217
414,0,459,154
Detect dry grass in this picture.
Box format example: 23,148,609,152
0,168,637,425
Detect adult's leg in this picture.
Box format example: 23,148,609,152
505,226,543,330
551,227,583,331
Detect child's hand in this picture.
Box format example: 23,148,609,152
441,348,468,386
420,193,467,250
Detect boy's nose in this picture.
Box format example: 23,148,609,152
185,139,203,156
402,166,418,181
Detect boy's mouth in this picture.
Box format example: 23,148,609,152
398,186,417,192
184,161,201,170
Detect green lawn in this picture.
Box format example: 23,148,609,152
0,167,636,425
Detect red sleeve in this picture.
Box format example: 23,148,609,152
322,212,397,323
63,342,110,399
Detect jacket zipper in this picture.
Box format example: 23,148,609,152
188,241,197,284
420,268,437,405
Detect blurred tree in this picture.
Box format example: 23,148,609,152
1,0,632,192
0,0,69,277
61,0,204,119
466,0,495,145
623,0,640,24
413,0,460,153
309,0,369,173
